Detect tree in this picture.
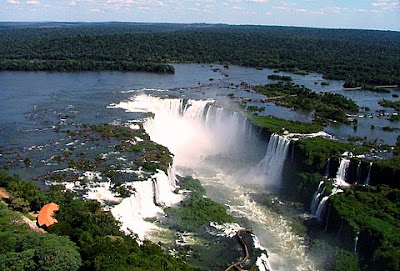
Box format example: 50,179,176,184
19,232,82,271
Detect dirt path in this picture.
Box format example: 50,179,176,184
1,187,45,233
21,215,46,233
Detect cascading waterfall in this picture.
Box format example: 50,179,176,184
111,164,181,239
356,161,362,184
315,196,329,222
324,158,331,178
354,231,360,252
111,180,163,239
310,181,325,215
113,94,314,270
364,162,373,185
115,95,257,167
314,153,351,221
254,133,291,189
315,187,343,222
153,168,182,206
335,153,352,186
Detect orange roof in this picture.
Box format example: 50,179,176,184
37,203,59,227
0,188,10,199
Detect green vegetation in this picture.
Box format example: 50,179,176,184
90,124,142,139
295,137,352,171
329,186,400,270
51,198,195,271
92,124,173,172
347,137,364,142
363,86,391,93
344,82,392,93
374,156,400,172
296,173,324,206
309,239,360,271
382,126,398,132
248,115,323,134
0,59,175,73
246,105,265,112
0,171,47,212
165,177,234,232
0,23,399,86
267,74,292,81
396,136,400,156
0,198,82,271
254,82,358,123
389,115,399,122
66,123,173,173
379,99,400,111
0,171,197,271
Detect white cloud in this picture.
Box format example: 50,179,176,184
309,10,324,15
7,0,20,4
231,5,243,10
370,0,400,10
372,2,388,6
26,0,39,4
273,6,289,10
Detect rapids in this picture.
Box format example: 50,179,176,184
113,94,316,270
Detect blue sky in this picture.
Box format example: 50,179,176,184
0,0,399,30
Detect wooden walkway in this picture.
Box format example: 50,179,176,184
225,228,253,271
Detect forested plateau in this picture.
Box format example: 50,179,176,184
0,22,399,86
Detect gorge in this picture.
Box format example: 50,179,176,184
1,63,399,270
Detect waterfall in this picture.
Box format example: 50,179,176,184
153,168,182,206
354,231,360,252
335,155,351,186
290,144,294,163
314,154,350,221
113,95,260,167
254,134,290,189
241,118,248,134
120,181,162,218
112,94,315,269
356,161,361,184
112,164,181,239
364,162,373,185
111,180,163,239
256,254,273,271
310,181,325,215
315,187,343,222
324,158,330,178
315,196,329,222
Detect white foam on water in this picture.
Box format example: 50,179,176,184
257,253,273,271
111,180,163,239
83,181,121,204
111,94,316,270
152,168,183,206
208,222,242,238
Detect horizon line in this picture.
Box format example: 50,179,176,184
1,21,399,33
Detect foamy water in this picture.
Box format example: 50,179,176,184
112,94,316,270
188,167,314,271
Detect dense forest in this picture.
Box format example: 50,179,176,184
0,22,399,86
254,82,359,124
0,171,198,271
